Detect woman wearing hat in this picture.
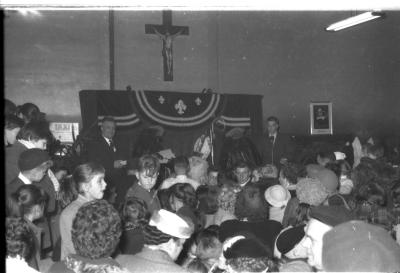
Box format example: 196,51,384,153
264,185,291,224
117,209,193,273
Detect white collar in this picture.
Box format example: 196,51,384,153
18,172,32,184
176,174,188,181
103,136,111,144
269,133,277,138
18,139,36,149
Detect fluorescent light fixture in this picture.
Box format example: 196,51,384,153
326,11,385,31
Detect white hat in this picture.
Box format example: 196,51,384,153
149,209,192,239
334,151,346,161
264,185,291,208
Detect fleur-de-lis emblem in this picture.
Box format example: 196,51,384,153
195,97,202,106
175,99,187,115
158,96,165,104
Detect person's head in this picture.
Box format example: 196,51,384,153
233,162,252,186
73,162,106,201
322,221,400,272
279,163,306,190
136,154,160,191
143,209,193,260
195,228,222,261
364,143,384,159
337,159,352,178
173,155,190,176
295,177,329,206
5,99,17,116
324,162,341,180
16,103,44,124
6,217,35,260
169,183,197,212
58,176,78,209
316,151,335,167
266,116,279,135
72,199,121,259
18,148,53,182
188,156,209,185
303,206,354,270
4,115,24,145
196,185,219,214
122,197,149,230
223,236,276,273
274,225,307,260
100,116,116,139
264,185,291,208
218,184,240,214
235,184,269,222
355,181,387,207
287,202,311,227
7,184,47,222
16,121,49,149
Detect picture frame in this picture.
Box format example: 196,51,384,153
310,102,333,135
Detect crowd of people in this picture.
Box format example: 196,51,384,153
5,98,400,272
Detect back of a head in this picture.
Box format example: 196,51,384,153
169,183,197,208
6,217,34,260
235,183,269,222
173,155,189,173
17,103,44,123
280,162,306,185
5,99,17,116
16,121,49,141
196,185,219,214
73,162,105,192
72,199,121,259
5,115,24,130
122,197,149,229
7,184,47,218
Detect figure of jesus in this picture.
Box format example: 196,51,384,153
153,27,184,75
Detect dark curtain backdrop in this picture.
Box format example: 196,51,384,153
79,90,263,161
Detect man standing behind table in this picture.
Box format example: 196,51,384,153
86,116,127,205
254,116,295,168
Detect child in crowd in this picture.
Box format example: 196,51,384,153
120,197,149,256
6,217,40,273
279,162,306,197
59,162,107,260
7,185,47,271
161,156,200,190
264,185,291,223
126,154,161,215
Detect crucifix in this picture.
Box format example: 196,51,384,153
145,10,189,81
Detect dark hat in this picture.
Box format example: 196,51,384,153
224,237,271,259
310,205,354,227
18,148,51,172
219,219,282,251
322,220,400,272
276,225,306,255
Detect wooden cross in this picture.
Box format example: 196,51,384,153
145,10,189,81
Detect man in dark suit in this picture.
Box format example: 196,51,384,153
86,116,127,206
254,116,295,168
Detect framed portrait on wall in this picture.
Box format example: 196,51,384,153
310,102,333,135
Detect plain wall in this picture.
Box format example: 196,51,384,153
4,10,400,135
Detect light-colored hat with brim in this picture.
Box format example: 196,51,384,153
264,185,291,208
149,209,192,239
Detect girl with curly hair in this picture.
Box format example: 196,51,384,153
49,200,128,273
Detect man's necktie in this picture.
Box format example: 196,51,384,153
109,139,116,152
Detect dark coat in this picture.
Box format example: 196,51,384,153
5,141,27,184
253,133,295,167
